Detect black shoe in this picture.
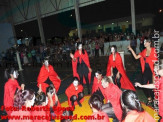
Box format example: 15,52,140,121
78,101,82,107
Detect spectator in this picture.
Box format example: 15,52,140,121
95,42,100,57
99,36,104,56
130,36,137,53
91,39,95,56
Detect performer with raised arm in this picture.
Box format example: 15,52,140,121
135,64,163,122
70,42,92,94
128,38,158,105
106,45,135,91
37,57,61,93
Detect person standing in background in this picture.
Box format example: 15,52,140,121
91,39,95,57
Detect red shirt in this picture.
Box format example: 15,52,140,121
92,77,104,94
122,110,155,122
4,78,21,115
103,83,122,120
37,65,61,93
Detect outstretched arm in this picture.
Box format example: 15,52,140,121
135,82,155,89
70,53,76,62
128,45,141,59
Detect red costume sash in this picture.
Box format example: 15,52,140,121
37,65,61,93
72,50,91,84
106,53,135,91
65,83,84,107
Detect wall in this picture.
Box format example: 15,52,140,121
0,23,14,52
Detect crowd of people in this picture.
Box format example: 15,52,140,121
1,28,162,68
2,35,163,122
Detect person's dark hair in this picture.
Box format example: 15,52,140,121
77,42,85,54
102,76,113,83
46,84,55,94
42,56,50,64
4,67,16,80
144,37,151,43
88,94,103,111
35,92,47,106
61,110,73,122
110,45,117,53
72,77,80,85
73,77,79,82
14,89,35,109
144,37,153,47
95,69,102,75
121,90,144,121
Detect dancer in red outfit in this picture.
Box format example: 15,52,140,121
37,58,61,93
87,94,110,122
92,70,105,100
135,64,163,122
10,89,35,122
106,45,135,91
46,84,62,116
4,68,25,115
121,90,155,122
65,77,84,108
101,76,122,121
128,38,158,104
70,42,92,94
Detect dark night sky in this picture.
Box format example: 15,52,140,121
14,0,163,39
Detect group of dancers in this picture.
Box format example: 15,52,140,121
3,38,163,122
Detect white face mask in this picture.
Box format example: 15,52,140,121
44,60,49,66
13,71,19,79
78,44,82,50
73,80,78,87
111,47,115,53
144,39,147,45
95,73,99,78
